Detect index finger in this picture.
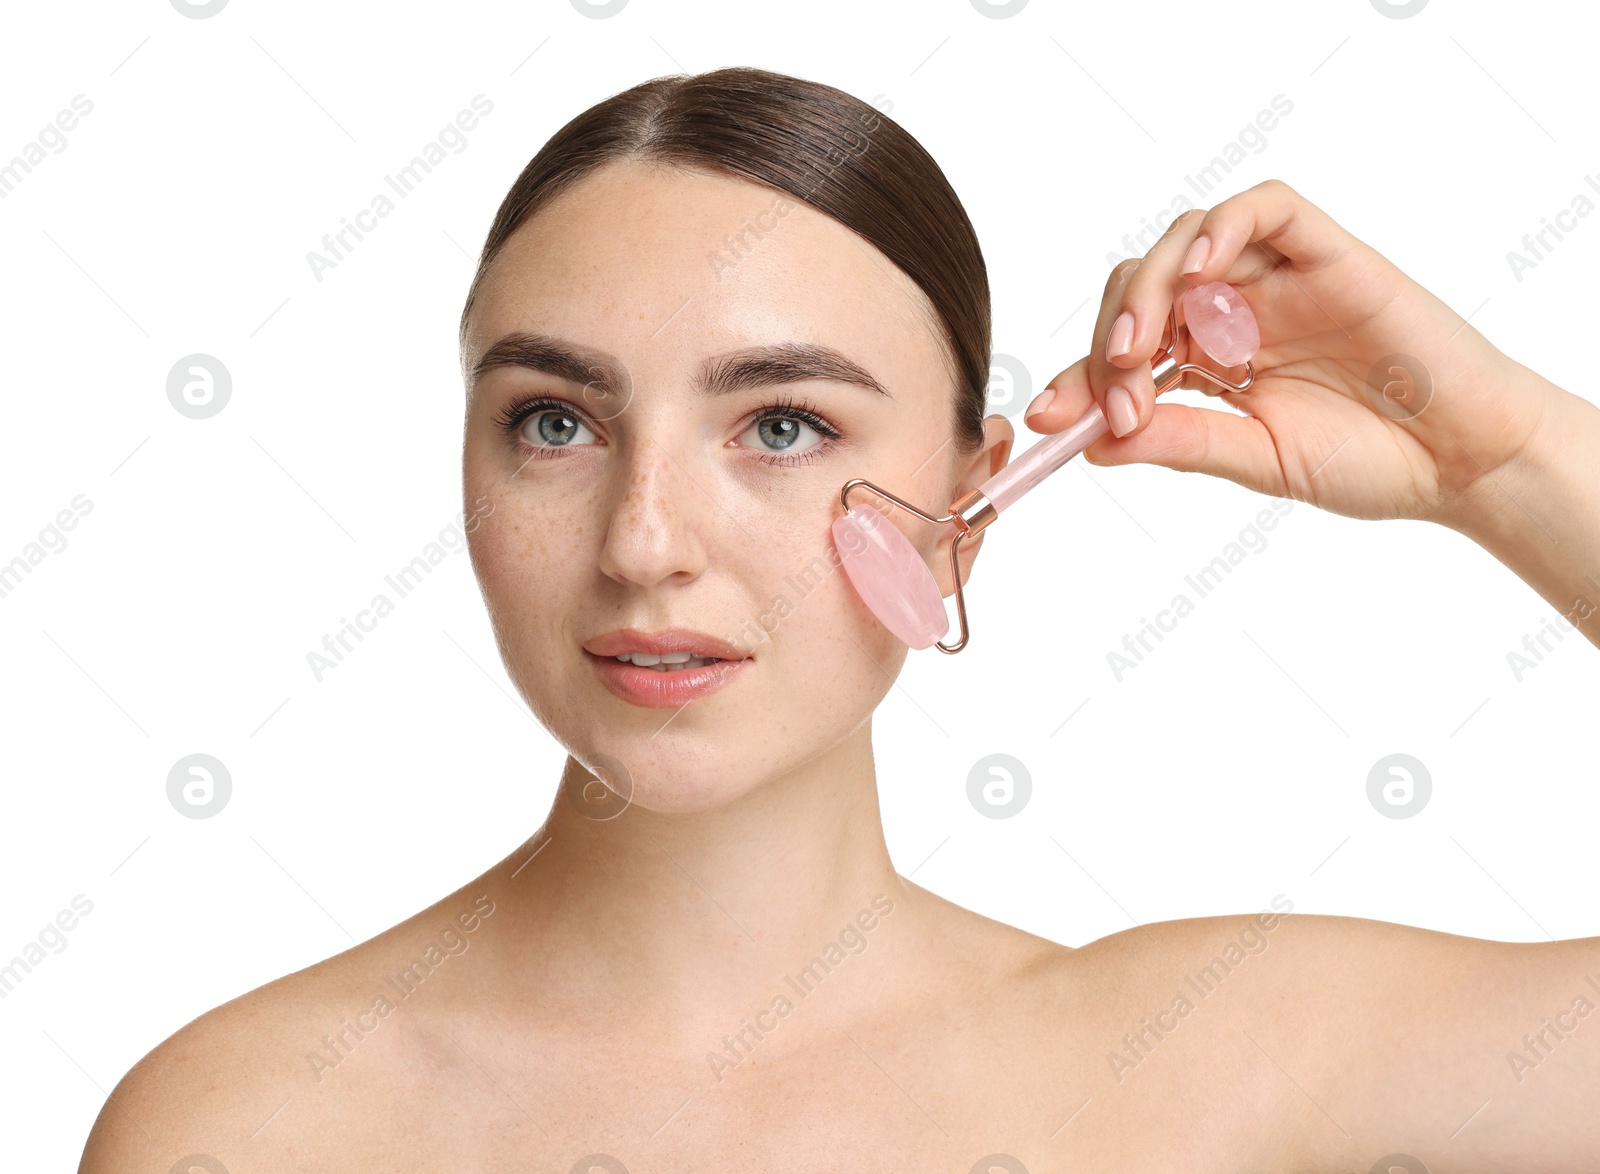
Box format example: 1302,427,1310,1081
1180,178,1358,287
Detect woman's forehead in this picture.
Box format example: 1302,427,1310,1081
463,160,948,392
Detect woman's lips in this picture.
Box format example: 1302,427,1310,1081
585,650,750,709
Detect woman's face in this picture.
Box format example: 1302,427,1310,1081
461,158,1008,813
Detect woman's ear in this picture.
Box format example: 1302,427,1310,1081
932,414,1014,596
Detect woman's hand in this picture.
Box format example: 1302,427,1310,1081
1025,178,1600,646
1026,178,1547,529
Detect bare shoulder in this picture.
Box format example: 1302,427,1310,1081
1046,903,1595,1168
76,952,353,1173
1060,897,1507,975
78,888,502,1173
895,876,1077,985
1052,899,1520,1049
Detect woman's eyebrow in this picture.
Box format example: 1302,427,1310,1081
471,333,892,400
702,342,892,399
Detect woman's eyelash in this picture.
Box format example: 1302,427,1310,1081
491,393,571,437
491,391,844,465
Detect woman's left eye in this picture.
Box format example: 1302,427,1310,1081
735,401,843,464
732,398,844,467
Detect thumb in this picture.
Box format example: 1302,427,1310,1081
1083,399,1287,497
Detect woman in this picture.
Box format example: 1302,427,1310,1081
81,66,1599,1173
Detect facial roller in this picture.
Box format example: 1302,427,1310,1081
831,281,1260,653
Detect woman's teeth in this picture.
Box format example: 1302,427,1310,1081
614,652,722,671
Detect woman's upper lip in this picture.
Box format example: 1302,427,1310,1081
583,628,751,660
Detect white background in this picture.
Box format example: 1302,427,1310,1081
2,0,1595,1161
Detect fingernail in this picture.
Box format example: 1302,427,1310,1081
1181,235,1211,275
1106,386,1138,437
1106,311,1135,361
1023,386,1057,423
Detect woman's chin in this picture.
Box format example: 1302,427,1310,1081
563,749,764,818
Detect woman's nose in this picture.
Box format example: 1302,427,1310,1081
595,436,711,589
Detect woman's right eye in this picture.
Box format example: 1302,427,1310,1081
519,407,598,452
493,394,600,454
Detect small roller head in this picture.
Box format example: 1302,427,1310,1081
1181,281,1260,368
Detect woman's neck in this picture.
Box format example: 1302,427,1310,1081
480,722,921,1041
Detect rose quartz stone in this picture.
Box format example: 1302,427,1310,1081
1181,281,1259,368
831,508,949,649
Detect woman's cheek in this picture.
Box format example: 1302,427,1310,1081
469,504,569,643
778,546,904,694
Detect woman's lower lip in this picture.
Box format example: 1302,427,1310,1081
585,651,750,708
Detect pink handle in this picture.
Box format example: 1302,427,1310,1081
978,403,1109,513
974,281,1259,519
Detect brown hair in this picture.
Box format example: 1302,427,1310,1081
458,66,991,455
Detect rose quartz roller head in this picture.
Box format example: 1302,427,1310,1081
832,281,1259,652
